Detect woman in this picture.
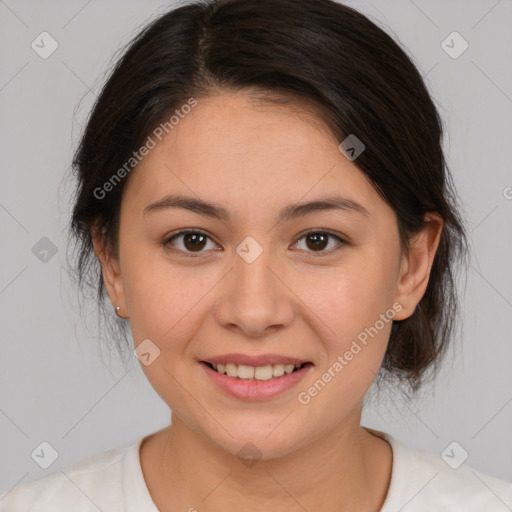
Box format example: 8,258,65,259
2,0,511,510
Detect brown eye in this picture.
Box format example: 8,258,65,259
182,232,207,251
164,230,218,254
305,232,329,251
294,231,346,255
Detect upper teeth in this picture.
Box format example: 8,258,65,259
212,363,301,380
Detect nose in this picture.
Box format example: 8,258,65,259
213,244,295,338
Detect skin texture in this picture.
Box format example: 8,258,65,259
92,90,443,511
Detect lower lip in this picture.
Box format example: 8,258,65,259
199,362,313,400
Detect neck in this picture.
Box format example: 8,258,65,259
140,414,392,512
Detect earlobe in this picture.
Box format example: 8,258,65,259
91,225,127,317
393,213,443,321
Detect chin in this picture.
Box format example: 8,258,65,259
204,419,311,462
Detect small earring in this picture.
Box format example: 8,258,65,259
115,305,122,318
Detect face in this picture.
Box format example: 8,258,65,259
95,90,439,459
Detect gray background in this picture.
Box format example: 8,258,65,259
1,0,511,497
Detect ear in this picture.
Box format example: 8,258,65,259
393,213,443,321
91,222,128,318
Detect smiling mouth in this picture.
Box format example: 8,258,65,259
202,361,312,381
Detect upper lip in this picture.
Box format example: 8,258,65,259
200,353,312,367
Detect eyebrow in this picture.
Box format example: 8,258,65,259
143,193,370,222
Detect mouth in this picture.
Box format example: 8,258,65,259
198,358,314,400
201,361,313,381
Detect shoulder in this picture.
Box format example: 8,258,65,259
365,427,512,512
0,440,140,512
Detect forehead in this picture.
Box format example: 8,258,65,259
122,91,378,214
171,91,338,156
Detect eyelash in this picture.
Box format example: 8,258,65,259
162,229,348,258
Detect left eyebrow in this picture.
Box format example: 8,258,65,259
143,194,370,222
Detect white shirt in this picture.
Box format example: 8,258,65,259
1,427,511,511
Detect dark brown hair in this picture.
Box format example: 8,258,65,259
66,0,468,399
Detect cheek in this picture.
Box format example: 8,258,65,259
291,251,398,406
121,240,211,346
294,251,399,347
123,255,212,417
